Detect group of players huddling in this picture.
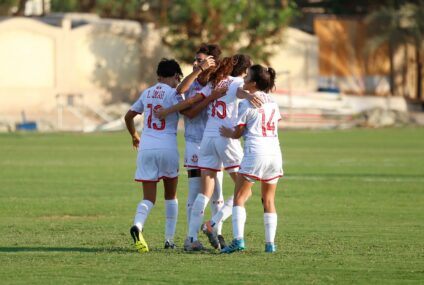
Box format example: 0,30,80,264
124,43,283,254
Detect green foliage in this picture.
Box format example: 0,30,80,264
0,0,18,15
366,1,424,98
51,0,141,18
0,128,424,284
50,0,78,12
161,0,299,64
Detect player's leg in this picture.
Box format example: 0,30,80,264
203,137,243,249
187,169,216,245
130,150,159,253
130,182,157,253
187,168,201,223
261,181,278,253
160,148,180,249
185,138,220,251
210,170,224,243
184,142,202,227
221,175,253,253
163,176,178,249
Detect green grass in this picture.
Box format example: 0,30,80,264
0,128,423,284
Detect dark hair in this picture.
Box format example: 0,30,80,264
156,58,183,78
231,54,252,77
248,64,276,93
196,43,222,60
196,43,222,85
208,57,235,88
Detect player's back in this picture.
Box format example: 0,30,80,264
135,83,182,150
202,76,244,137
183,80,208,144
239,91,281,155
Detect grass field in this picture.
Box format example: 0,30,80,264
0,128,423,284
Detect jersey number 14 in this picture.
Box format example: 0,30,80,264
259,109,275,136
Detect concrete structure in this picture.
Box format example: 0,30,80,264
0,15,320,131
269,27,319,93
0,14,170,131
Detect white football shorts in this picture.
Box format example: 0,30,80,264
184,140,201,169
239,154,283,184
198,136,243,172
134,148,179,182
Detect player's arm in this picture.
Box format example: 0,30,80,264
154,93,204,119
124,110,141,150
219,124,245,139
236,87,263,108
176,56,216,94
181,86,228,119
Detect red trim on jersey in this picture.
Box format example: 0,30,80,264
135,179,159,183
159,175,178,180
184,164,200,169
199,92,206,98
240,173,283,182
135,175,178,183
224,165,240,170
198,166,222,172
237,124,247,127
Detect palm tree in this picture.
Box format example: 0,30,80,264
403,2,424,101
365,4,408,96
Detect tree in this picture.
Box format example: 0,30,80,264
403,2,424,101
365,4,409,96
366,1,424,100
159,0,298,64
12,0,26,16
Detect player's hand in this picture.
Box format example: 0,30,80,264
248,94,263,108
210,86,228,100
219,126,233,138
237,88,263,108
131,133,140,150
154,107,167,120
198,56,216,72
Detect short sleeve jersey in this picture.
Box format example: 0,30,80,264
183,80,208,143
237,91,282,155
130,83,183,150
201,76,244,137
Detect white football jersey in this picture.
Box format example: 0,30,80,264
201,76,244,137
237,91,282,155
130,83,184,150
183,80,208,144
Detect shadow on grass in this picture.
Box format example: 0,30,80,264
0,246,133,253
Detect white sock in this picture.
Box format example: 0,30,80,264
165,199,178,242
264,212,277,243
211,171,224,234
187,177,201,227
133,200,154,231
188,194,209,240
211,195,234,232
232,206,246,240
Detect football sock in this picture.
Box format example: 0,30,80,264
232,206,246,240
211,171,224,234
187,176,201,226
211,195,234,232
188,193,209,240
165,199,178,242
264,212,277,243
134,200,154,231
